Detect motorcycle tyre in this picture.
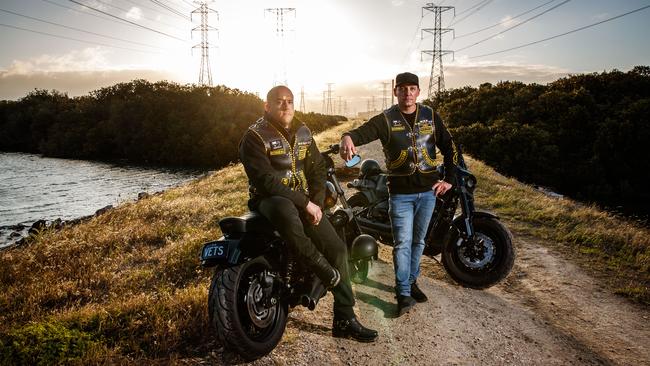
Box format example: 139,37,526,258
208,256,288,361
350,259,370,284
347,193,369,208
441,217,515,289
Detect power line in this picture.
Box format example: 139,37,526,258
455,0,489,17
67,0,187,42
400,10,430,66
92,0,188,31
0,22,164,54
181,0,196,8
469,4,650,59
0,7,166,50
449,0,493,27
41,0,134,27
455,0,557,39
455,0,571,52
119,0,173,15
150,0,191,21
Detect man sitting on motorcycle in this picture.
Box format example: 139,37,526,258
239,85,378,342
340,72,458,316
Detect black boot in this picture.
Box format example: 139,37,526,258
311,254,341,289
410,281,428,303
397,295,416,316
332,317,378,342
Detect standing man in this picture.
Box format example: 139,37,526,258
340,72,457,316
239,85,378,342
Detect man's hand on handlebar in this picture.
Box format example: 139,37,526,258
340,135,357,162
433,180,452,196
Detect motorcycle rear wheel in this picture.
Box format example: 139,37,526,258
441,217,515,289
208,256,287,361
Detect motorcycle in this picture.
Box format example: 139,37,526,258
347,145,515,289
199,144,378,361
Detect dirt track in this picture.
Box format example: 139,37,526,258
203,140,649,365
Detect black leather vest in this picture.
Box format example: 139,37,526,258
248,118,312,193
382,104,437,176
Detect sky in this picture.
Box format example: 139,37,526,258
1,0,649,114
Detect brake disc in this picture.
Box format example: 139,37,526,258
456,232,495,269
245,276,276,328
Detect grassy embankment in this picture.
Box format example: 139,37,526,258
1,120,648,364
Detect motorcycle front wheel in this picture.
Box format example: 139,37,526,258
208,256,287,361
442,217,515,289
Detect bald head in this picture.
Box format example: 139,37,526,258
266,85,293,103
264,85,295,128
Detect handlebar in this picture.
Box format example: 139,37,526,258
321,144,340,156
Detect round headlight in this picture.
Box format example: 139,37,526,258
466,175,477,190
324,181,338,209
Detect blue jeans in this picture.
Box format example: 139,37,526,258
388,191,436,296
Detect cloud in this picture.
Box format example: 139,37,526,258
2,48,111,75
298,60,572,115
0,69,177,100
0,47,180,100
125,7,143,20
392,0,405,6
500,15,517,27
435,59,571,89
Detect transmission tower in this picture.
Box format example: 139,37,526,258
299,86,306,112
381,82,390,109
326,83,334,115
191,1,218,86
421,3,454,99
265,8,295,86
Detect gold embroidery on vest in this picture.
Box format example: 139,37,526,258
421,147,437,166
387,149,408,169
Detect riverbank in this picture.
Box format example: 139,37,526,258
0,152,206,248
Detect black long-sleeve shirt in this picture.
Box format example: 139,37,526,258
239,116,327,210
345,107,457,194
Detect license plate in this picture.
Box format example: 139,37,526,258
201,241,228,260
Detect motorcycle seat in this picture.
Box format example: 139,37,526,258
218,211,276,234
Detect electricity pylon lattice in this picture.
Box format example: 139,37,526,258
265,8,296,86
299,86,306,112
191,1,218,86
326,83,334,115
381,82,390,110
421,4,454,99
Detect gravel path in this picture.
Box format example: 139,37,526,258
200,140,649,366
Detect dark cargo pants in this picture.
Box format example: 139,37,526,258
255,196,355,319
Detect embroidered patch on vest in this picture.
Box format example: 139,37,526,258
270,139,283,149
297,146,308,160
418,121,433,135
269,139,285,155
391,120,405,131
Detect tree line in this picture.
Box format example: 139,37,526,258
428,66,650,218
0,80,346,168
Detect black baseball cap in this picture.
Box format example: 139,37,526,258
395,72,419,87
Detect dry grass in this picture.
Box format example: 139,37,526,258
466,155,650,303
0,121,353,364
1,119,648,364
